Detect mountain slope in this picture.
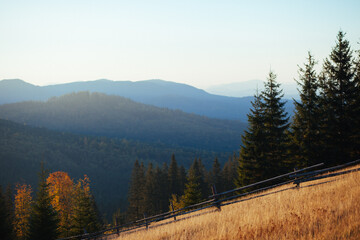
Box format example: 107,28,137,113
0,79,295,121
0,92,245,152
115,166,360,240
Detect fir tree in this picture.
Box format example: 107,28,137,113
209,158,222,192
182,159,203,206
177,165,187,196
0,185,15,240
27,164,59,240
290,52,322,167
352,46,360,158
261,71,290,175
168,154,181,196
143,163,157,215
236,90,266,188
320,31,357,165
222,153,238,191
127,160,145,221
70,176,101,235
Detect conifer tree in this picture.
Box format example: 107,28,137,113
143,163,157,215
222,154,238,191
236,90,266,188
290,52,322,167
182,159,203,206
209,158,222,192
127,160,145,221
168,154,181,196
0,185,15,240
320,31,357,165
261,71,290,175
177,165,187,195
352,46,360,158
70,175,101,236
27,164,59,240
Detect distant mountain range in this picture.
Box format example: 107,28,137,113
0,91,245,152
0,79,295,121
206,79,299,99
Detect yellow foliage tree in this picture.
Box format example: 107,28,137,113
47,171,74,237
14,183,32,240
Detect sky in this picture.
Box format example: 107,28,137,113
0,0,360,89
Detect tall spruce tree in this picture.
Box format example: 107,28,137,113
143,163,157,216
261,71,290,175
290,52,322,167
222,153,238,191
320,31,357,165
182,159,203,206
353,46,360,158
70,176,101,236
236,90,267,188
127,160,145,221
27,164,59,240
209,158,222,192
0,185,15,240
168,154,181,196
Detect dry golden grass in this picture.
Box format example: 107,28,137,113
114,166,360,240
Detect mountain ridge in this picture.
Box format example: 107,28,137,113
0,78,294,121
0,91,245,152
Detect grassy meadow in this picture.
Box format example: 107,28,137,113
113,166,360,240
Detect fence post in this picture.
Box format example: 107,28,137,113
143,213,148,230
115,217,120,235
293,167,300,188
170,201,177,221
211,184,221,211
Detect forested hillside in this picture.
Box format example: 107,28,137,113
0,118,230,218
0,92,246,152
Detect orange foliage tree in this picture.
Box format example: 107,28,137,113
14,183,32,240
46,171,74,237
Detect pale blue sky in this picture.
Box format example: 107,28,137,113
0,0,359,88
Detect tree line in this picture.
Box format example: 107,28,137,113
124,154,238,222
237,31,359,187
125,31,360,221
0,164,101,240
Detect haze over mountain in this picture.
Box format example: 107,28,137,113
206,79,299,99
0,91,245,152
0,79,294,121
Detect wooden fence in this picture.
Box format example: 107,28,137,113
58,159,360,240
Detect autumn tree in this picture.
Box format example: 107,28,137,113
47,171,74,237
14,183,32,240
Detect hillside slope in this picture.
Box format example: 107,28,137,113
115,166,360,240
0,92,245,152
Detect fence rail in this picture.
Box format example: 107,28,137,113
58,159,360,240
